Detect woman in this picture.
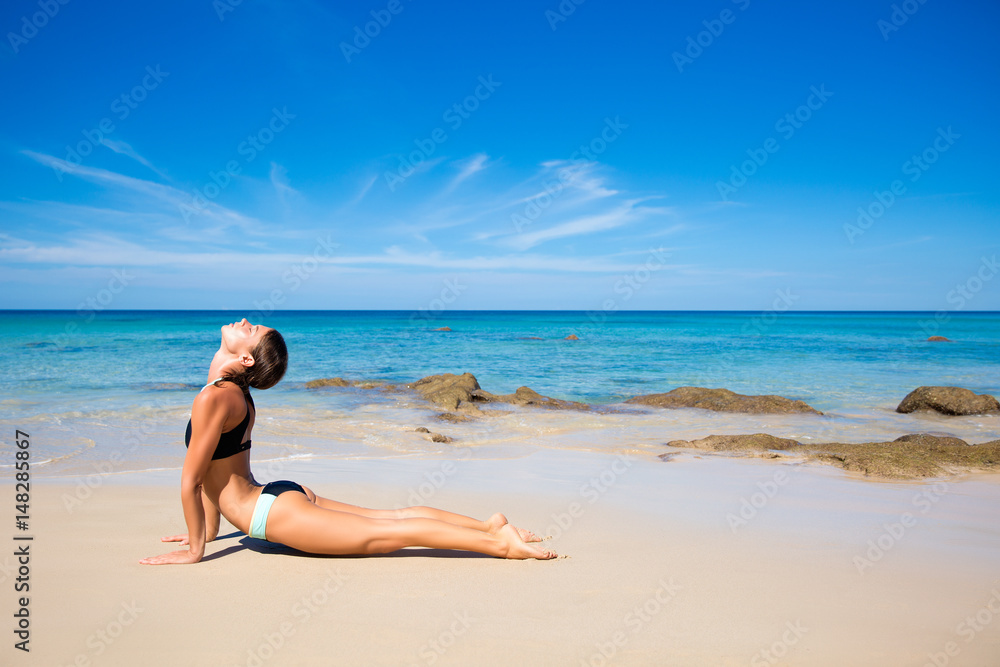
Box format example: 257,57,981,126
140,318,556,565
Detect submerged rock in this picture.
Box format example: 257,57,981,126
435,327,452,332
414,427,430,433
662,432,1000,479
896,386,1000,416
430,432,452,443
305,377,389,389
408,372,591,413
436,412,473,423
564,334,579,340
927,336,952,342
665,433,800,453
627,387,822,415
472,386,590,411
305,377,353,388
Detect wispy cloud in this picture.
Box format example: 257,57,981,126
20,150,266,235
269,161,297,206
441,153,489,195
100,138,169,180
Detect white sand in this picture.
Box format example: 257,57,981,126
16,451,1000,666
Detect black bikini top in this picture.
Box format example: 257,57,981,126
184,378,254,461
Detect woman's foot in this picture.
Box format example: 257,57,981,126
497,524,557,560
486,512,543,542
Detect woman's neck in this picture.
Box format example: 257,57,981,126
207,348,236,383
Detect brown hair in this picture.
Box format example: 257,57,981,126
219,329,288,392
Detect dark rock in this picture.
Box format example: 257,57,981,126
408,373,481,410
305,377,353,388
927,336,951,342
665,433,801,453
472,386,590,411
564,334,579,340
430,433,452,443
893,433,968,447
436,412,472,423
896,386,1000,416
627,387,822,415
662,432,1000,479
414,427,430,433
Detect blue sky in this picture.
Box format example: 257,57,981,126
1,0,998,311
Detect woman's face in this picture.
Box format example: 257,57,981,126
221,318,272,356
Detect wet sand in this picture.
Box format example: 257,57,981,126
17,451,1000,666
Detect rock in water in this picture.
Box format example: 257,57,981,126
665,433,801,452
409,373,481,410
435,327,452,331
627,387,822,415
564,334,579,340
305,377,353,388
896,386,1000,416
470,386,590,411
926,336,951,342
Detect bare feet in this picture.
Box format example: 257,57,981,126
497,524,557,560
486,512,543,542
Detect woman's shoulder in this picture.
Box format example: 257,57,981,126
192,380,245,414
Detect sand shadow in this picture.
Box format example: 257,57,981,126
234,535,494,559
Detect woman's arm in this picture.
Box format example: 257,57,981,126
159,489,221,545
140,390,226,565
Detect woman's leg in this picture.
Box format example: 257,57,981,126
263,492,556,560
301,486,541,541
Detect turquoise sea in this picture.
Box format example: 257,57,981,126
1,310,998,479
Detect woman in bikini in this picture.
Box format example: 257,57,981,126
140,318,556,565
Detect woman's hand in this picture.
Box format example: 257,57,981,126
139,549,202,565
160,533,189,545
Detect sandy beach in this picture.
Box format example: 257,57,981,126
15,450,1000,666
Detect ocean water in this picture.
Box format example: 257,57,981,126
1,310,998,479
